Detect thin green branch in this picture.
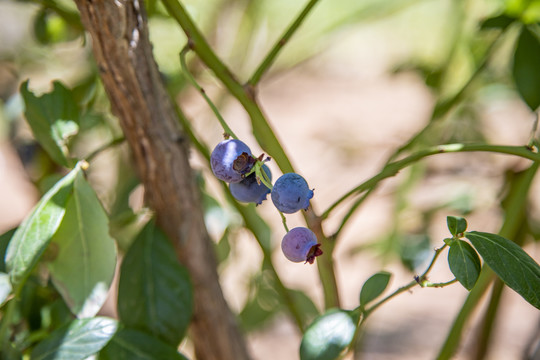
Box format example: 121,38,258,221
85,136,125,162
331,187,374,239
420,278,458,288
161,0,295,174
388,27,508,161
322,143,540,220
362,243,450,318
247,0,321,86
280,212,290,233
180,45,238,139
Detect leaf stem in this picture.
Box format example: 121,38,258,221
180,45,238,139
280,212,290,233
85,136,125,162
362,243,449,318
322,143,540,220
247,0,321,86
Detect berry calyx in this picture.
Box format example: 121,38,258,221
281,227,322,264
271,173,314,214
229,164,272,205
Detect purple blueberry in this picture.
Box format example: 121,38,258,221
281,227,322,264
271,173,314,214
210,139,252,183
229,165,272,205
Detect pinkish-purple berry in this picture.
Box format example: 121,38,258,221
281,227,322,264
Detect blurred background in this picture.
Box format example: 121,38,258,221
0,0,539,359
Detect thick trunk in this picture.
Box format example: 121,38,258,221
73,1,251,359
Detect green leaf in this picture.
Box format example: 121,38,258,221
98,328,188,360
448,240,481,290
446,216,467,237
480,14,515,30
290,289,320,328
359,271,392,308
0,228,16,273
466,231,540,309
31,317,118,360
0,272,12,306
512,27,540,111
48,171,117,318
5,164,81,289
34,9,51,44
215,227,231,264
20,80,80,167
300,309,359,360
117,221,193,346
399,234,431,272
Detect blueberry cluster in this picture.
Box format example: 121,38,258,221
210,138,322,264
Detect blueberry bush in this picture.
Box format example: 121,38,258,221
1,0,540,359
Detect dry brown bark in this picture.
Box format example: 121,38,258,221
73,1,251,359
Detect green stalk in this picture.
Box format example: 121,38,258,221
247,0,322,86
161,0,295,174
435,266,495,360
472,278,505,360
322,143,540,220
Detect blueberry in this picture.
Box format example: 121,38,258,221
210,139,252,183
229,165,272,205
271,173,314,213
281,227,322,264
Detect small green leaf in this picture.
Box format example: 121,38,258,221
447,216,467,236
448,240,481,290
31,317,118,360
480,14,516,30
399,234,431,271
300,309,359,360
117,221,193,346
359,271,392,308
0,273,12,306
512,27,540,111
20,80,80,167
48,171,117,318
98,328,188,360
33,9,50,44
466,231,540,309
215,227,231,264
5,164,81,288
